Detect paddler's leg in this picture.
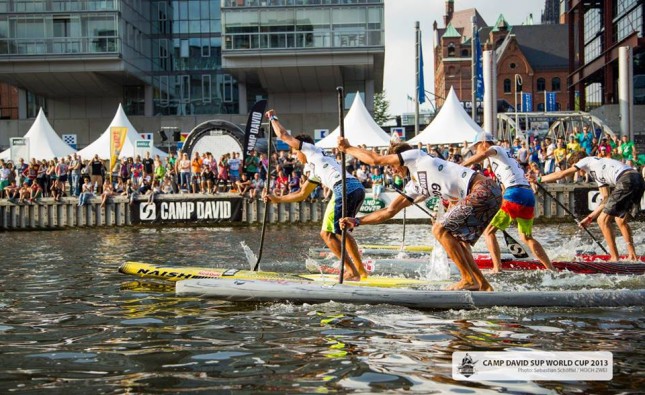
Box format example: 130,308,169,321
483,223,503,273
437,175,501,291
519,233,554,271
614,216,637,261
432,222,479,291
344,182,368,279
321,191,362,280
320,231,360,280
597,212,620,261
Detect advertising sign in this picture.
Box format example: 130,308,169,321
131,196,244,224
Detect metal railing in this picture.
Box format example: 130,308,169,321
0,37,120,56
0,0,118,13
221,0,382,8
223,30,381,50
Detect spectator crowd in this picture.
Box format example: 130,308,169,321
1,125,643,206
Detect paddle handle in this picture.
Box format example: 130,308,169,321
337,87,348,284
253,120,273,271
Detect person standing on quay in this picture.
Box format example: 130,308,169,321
461,132,554,272
263,109,368,281
337,137,501,291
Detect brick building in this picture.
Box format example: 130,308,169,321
433,0,570,113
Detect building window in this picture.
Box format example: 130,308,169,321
223,74,234,103
585,82,602,110
447,43,455,57
461,49,469,57
537,77,546,91
503,78,511,93
551,77,561,91
202,75,212,104
510,62,516,69
537,103,545,111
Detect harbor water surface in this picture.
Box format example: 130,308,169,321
0,223,643,393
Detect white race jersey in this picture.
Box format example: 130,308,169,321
399,149,475,201
300,141,354,188
574,157,632,187
487,146,529,188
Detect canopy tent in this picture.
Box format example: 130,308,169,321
315,93,392,149
77,104,167,159
0,108,76,161
408,87,483,145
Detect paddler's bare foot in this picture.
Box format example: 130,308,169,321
610,255,620,262
477,282,494,292
343,273,361,282
445,281,478,291
626,254,638,262
490,267,502,274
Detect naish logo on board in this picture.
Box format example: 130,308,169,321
140,201,233,221
136,268,194,279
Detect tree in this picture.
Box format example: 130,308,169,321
373,91,390,126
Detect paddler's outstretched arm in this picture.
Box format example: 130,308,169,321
265,109,300,150
337,137,400,167
340,194,412,230
264,180,318,204
461,147,495,168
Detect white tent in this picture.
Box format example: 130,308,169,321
0,108,76,161
316,93,392,149
408,87,483,145
77,104,166,159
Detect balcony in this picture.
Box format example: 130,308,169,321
0,0,118,13
0,36,120,56
221,0,383,7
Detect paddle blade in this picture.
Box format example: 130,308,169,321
502,231,529,258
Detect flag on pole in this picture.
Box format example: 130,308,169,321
418,37,425,104
545,91,557,112
474,31,484,100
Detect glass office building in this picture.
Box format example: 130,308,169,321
0,0,384,144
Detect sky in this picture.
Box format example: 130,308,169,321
384,0,549,115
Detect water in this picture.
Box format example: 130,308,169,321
0,223,643,393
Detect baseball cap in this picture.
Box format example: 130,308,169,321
469,132,495,149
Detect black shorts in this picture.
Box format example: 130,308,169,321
604,171,645,218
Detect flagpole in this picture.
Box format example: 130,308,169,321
415,21,420,136
471,16,477,122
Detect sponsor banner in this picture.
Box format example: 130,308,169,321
134,139,153,159
62,134,77,149
588,190,645,211
10,137,29,164
453,351,612,381
314,129,329,142
131,197,243,224
242,99,267,165
110,127,128,175
359,197,385,213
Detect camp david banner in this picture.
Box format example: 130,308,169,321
131,197,243,224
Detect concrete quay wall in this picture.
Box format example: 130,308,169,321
0,184,637,230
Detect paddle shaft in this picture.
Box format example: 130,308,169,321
337,87,348,284
253,121,273,271
536,182,609,254
393,188,529,259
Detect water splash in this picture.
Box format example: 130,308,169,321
240,241,258,270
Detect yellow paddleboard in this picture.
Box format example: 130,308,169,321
360,244,433,252
119,261,439,289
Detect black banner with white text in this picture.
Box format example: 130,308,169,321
131,197,244,224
